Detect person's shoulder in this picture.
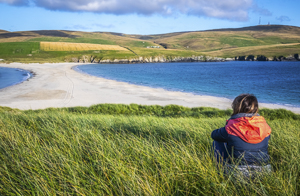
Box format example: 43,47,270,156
211,127,228,142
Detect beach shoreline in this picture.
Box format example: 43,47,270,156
0,63,299,114
0,66,34,90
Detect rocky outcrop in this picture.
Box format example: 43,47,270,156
272,56,285,61
233,55,268,61
256,55,268,61
246,55,255,61
235,56,246,61
65,53,300,64
67,55,226,64
78,55,90,63
270,54,299,61
285,55,297,61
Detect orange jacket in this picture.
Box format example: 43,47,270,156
225,116,271,144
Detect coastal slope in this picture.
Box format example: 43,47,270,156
0,25,300,63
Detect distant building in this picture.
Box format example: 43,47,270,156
147,46,160,48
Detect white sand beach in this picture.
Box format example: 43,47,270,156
0,63,299,113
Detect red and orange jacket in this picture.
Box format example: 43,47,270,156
211,113,271,165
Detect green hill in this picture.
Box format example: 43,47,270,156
0,25,299,63
142,25,300,55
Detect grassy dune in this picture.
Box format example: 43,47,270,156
0,105,299,195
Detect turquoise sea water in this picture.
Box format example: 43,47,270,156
76,61,300,107
0,67,32,89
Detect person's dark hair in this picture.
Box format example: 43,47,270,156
232,94,258,116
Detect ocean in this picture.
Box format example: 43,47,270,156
76,61,300,107
0,67,32,90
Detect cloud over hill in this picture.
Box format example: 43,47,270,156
0,0,260,21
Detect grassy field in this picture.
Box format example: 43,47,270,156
130,47,203,58
0,105,299,195
152,32,300,51
0,42,135,63
202,43,300,58
0,25,300,62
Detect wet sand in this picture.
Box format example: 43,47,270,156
0,63,299,113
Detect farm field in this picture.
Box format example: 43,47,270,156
0,105,299,195
40,42,128,51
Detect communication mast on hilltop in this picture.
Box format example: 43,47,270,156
259,17,261,25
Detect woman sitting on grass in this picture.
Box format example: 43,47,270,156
211,94,272,177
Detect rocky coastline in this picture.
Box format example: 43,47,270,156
69,53,300,64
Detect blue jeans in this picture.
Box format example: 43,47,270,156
212,141,228,164
213,141,272,177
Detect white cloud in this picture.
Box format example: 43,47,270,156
0,0,28,5
1,0,265,21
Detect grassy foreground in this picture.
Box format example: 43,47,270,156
0,105,299,195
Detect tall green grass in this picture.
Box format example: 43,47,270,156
0,105,299,195
28,104,300,120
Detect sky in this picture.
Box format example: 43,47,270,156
0,0,299,35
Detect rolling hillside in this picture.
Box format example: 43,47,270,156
0,25,299,63
141,25,300,56
0,30,8,33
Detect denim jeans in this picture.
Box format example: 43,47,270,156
213,141,272,178
212,141,228,164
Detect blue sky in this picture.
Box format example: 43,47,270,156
0,0,299,35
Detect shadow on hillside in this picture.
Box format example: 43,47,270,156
31,30,78,38
0,33,35,39
0,30,79,39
